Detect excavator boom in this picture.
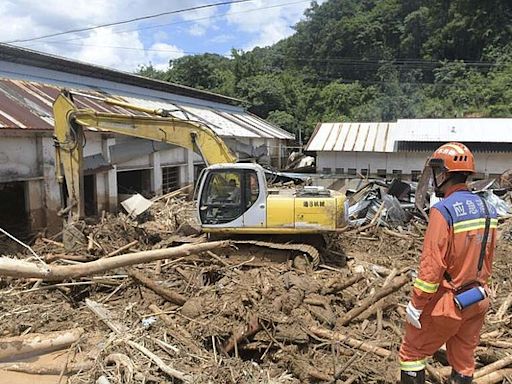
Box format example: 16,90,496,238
53,91,236,219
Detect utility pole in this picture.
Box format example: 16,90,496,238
298,126,303,154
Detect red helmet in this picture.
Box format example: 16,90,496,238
428,142,475,174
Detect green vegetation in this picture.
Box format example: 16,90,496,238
137,0,512,139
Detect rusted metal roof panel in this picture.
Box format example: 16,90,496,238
0,77,293,140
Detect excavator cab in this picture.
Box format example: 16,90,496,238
197,164,267,229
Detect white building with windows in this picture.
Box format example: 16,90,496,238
306,119,512,181
0,44,293,235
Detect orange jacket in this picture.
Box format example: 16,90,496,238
412,184,498,310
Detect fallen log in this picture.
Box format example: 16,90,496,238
0,328,84,361
0,240,230,281
308,326,391,358
128,268,187,305
337,274,410,326
474,369,512,384
480,340,512,349
474,355,512,379
0,360,93,375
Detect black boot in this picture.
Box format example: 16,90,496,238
400,370,425,384
449,370,472,384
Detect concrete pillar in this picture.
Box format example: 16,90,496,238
26,180,45,231
103,138,118,212
151,152,162,196
95,173,107,214
40,136,62,233
186,149,194,184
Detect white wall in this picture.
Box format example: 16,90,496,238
0,135,39,182
317,151,511,177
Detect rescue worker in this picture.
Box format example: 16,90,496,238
399,143,498,384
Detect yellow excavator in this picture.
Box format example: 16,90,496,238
53,90,348,242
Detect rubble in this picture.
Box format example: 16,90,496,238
345,176,512,228
0,187,511,383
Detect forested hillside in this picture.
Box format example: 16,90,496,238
137,0,512,139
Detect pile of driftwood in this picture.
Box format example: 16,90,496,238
0,195,511,383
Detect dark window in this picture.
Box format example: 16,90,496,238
84,174,97,216
194,164,206,183
335,168,344,175
377,169,387,178
360,169,368,176
162,166,180,193
244,171,260,209
392,169,402,180
0,181,29,239
117,169,152,197
411,170,421,182
322,167,332,174
348,168,357,175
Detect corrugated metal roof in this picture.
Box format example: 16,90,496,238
388,119,512,151
306,122,394,152
0,77,293,140
306,119,512,153
0,43,241,106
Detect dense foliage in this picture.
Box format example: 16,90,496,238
137,0,512,139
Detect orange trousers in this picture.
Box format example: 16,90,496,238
399,289,489,376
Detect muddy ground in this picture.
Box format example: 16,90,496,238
0,197,511,384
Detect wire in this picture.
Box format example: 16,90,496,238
17,0,310,46
2,0,254,44
18,38,503,71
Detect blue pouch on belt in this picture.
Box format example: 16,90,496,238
453,286,487,310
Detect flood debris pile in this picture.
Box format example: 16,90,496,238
0,188,511,383
343,174,512,229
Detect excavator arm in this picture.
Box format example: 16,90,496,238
53,91,237,219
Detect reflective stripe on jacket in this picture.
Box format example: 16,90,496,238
412,184,497,310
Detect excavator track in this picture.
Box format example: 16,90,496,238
232,240,320,268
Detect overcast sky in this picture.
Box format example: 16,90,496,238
1,0,322,72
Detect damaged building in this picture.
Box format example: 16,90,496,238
0,44,293,235
306,119,512,181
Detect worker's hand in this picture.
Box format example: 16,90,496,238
405,302,422,329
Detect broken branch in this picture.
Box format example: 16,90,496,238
308,326,391,358
128,268,187,305
338,274,410,326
